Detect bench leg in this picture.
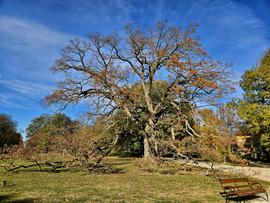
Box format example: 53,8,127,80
264,192,269,201
225,195,269,203
224,198,244,203
251,193,269,202
258,192,270,202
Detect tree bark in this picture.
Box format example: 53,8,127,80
143,137,152,160
171,126,175,140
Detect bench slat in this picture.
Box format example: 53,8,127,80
219,178,248,184
226,188,266,197
224,184,251,189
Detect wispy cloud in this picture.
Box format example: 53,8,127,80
216,1,268,49
0,79,54,109
0,80,53,100
0,16,73,82
0,92,27,109
0,16,73,109
0,16,70,50
187,0,270,57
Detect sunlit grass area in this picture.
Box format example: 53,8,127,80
0,157,269,203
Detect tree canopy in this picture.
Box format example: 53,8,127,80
26,113,80,152
0,113,22,148
42,20,236,160
240,49,270,105
234,48,270,159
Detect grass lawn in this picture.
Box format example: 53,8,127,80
0,157,269,203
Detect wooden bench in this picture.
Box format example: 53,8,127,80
219,178,269,202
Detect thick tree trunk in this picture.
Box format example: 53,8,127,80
143,118,158,160
143,137,153,160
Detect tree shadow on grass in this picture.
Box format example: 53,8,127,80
88,165,125,174
6,168,69,175
105,157,135,166
106,161,133,166
0,194,38,203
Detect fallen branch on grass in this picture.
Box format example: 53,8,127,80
1,159,43,172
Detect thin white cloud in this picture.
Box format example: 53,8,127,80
0,16,74,83
0,16,70,50
0,92,27,109
194,0,270,52
0,78,54,109
0,16,73,109
218,1,268,49
0,79,53,100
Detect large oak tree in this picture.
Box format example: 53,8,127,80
42,20,236,160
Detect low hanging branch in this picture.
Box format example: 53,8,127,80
0,119,122,172
95,133,120,165
1,159,43,172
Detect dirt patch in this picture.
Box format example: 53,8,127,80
185,161,270,182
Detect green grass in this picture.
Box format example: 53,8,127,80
0,157,269,203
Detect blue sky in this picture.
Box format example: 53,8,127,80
0,0,270,140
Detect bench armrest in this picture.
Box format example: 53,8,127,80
223,185,235,192
250,182,262,189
